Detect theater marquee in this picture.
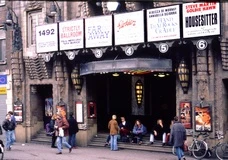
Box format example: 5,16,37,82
182,2,220,38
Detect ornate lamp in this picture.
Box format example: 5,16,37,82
71,66,82,95
135,80,143,107
178,58,190,94
50,1,62,22
5,7,22,52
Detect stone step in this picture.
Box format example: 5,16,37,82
88,133,173,154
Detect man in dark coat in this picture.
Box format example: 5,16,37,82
169,116,186,160
68,112,79,149
2,114,16,150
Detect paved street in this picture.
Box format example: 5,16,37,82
1,142,211,160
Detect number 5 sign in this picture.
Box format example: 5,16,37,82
158,43,169,53
36,23,58,53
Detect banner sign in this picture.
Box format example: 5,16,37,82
85,15,112,48
114,10,144,45
36,23,58,53
0,75,7,85
147,5,180,42
59,19,84,51
182,2,220,38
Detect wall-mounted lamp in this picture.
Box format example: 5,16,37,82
112,73,119,77
135,80,143,107
71,66,83,95
177,59,190,94
5,7,22,52
50,1,62,22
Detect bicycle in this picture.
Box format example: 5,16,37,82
188,132,209,159
207,131,228,160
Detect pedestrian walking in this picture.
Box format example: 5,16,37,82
108,115,119,151
2,114,16,151
68,112,79,149
169,116,186,160
8,111,16,144
54,112,72,154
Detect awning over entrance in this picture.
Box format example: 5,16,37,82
80,58,172,76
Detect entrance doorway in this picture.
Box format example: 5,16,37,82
88,72,176,132
31,84,53,129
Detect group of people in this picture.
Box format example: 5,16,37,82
107,115,187,160
1,111,16,151
47,110,79,154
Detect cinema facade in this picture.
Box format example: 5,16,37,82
9,1,228,146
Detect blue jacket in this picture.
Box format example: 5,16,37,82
132,124,147,135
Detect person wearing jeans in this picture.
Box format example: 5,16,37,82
108,115,119,151
2,114,16,150
55,113,72,154
169,116,186,160
68,112,79,149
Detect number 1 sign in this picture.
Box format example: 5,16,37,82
36,23,58,53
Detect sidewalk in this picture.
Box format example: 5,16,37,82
2,142,211,160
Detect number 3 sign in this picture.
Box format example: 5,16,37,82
196,39,208,50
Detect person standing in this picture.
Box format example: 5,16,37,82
2,114,16,151
49,114,57,148
8,111,16,144
68,112,79,149
108,115,119,151
55,113,72,154
169,116,186,160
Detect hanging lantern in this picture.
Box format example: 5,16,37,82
135,80,143,107
71,66,82,95
178,59,189,94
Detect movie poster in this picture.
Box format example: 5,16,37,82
195,106,212,132
45,98,53,117
180,102,192,129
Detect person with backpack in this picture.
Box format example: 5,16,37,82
2,113,16,151
67,112,79,149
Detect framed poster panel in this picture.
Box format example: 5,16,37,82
179,102,192,129
195,105,212,132
59,19,84,51
114,10,144,45
147,5,181,42
14,102,23,123
182,2,220,38
36,23,58,53
88,101,96,118
85,15,112,48
75,101,84,123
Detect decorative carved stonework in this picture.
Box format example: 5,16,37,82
220,38,228,70
75,2,84,18
82,2,90,17
25,1,43,11
102,2,111,15
196,77,208,101
125,2,136,11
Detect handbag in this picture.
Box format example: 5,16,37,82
59,128,64,137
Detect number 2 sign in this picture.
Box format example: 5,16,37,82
36,23,58,53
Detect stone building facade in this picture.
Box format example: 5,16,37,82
4,1,228,147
